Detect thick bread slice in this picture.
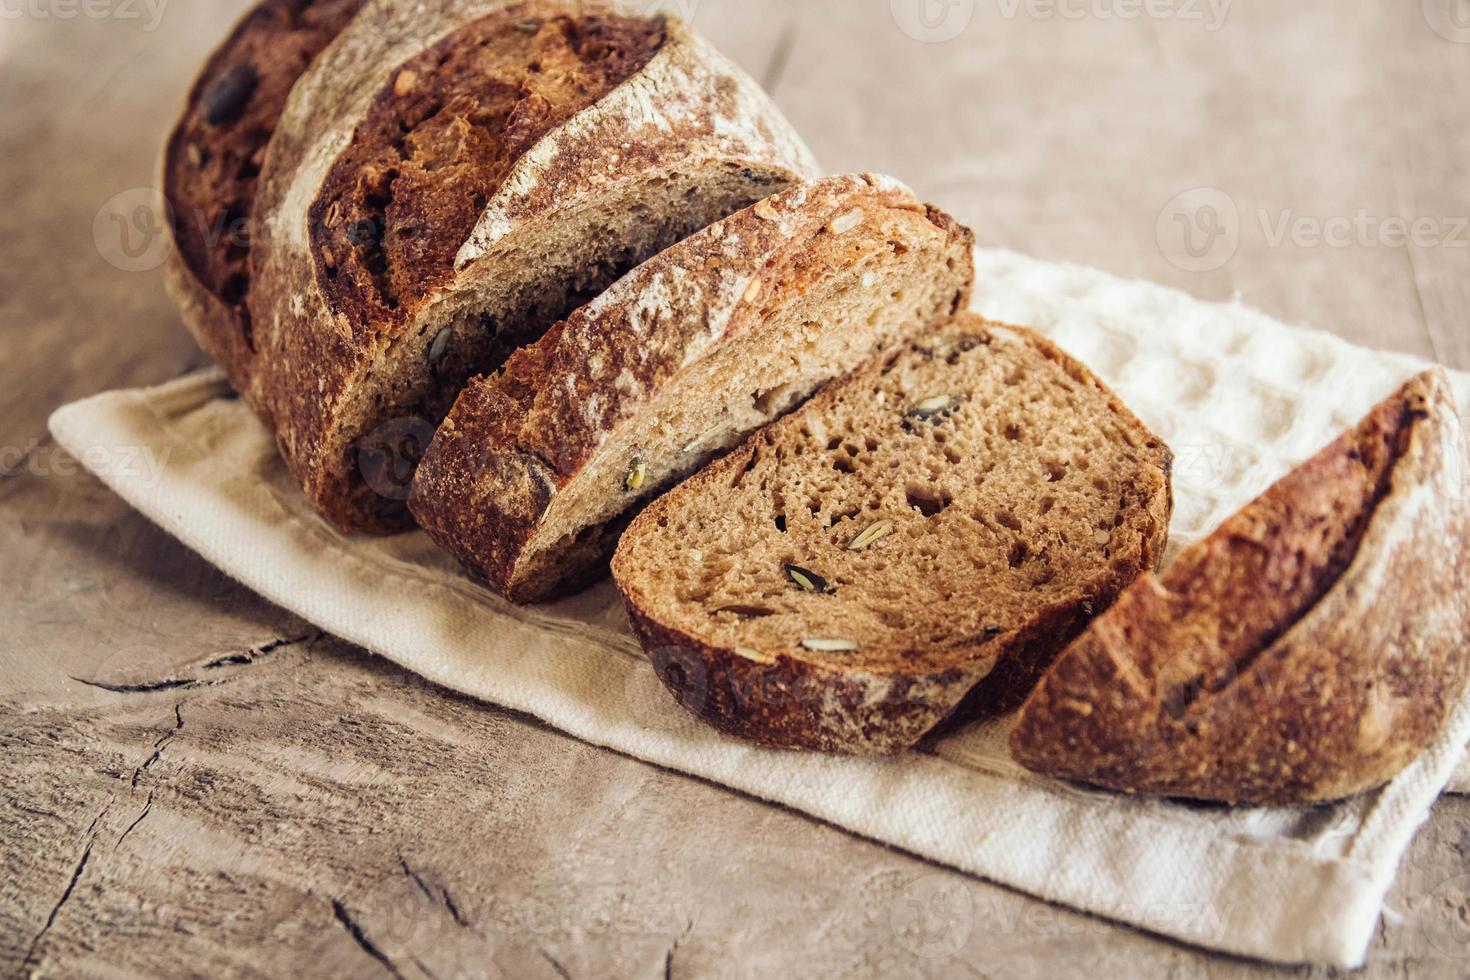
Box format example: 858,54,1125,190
1011,370,1470,805
611,316,1175,754
161,0,362,403
223,0,815,534
410,174,976,603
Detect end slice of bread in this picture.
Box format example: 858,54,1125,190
410,174,975,603
611,315,1175,754
1010,369,1470,805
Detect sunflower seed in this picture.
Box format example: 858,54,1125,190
394,69,418,97
1092,529,1112,545
427,326,452,368
807,416,828,447
735,647,764,659
754,199,780,221
848,520,894,551
784,564,828,594
801,638,859,652
624,457,647,492
829,209,865,234
910,395,960,418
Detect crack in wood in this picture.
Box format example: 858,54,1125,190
664,915,694,980
21,798,112,971
331,898,409,980
70,634,318,699
116,791,155,848
398,856,470,928
71,675,198,695
131,703,184,788
539,948,572,980
204,632,317,670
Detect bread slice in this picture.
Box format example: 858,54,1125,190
1011,370,1470,805
410,175,976,603
181,0,816,534
162,0,361,406
611,316,1175,754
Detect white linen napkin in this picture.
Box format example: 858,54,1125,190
49,249,1470,968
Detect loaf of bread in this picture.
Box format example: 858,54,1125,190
410,175,976,603
612,316,1175,754
1011,370,1470,804
163,0,817,534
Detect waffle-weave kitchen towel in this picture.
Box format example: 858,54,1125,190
50,248,1470,968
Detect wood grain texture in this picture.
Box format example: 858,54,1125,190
3,0,1469,976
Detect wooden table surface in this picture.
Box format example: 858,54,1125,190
4,1,1469,976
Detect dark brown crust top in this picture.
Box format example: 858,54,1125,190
612,317,1175,755
215,0,815,534
409,175,972,603
309,4,667,333
1011,370,1470,805
162,0,360,385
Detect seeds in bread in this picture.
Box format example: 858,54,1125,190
410,175,976,603
611,315,1175,754
1010,370,1470,805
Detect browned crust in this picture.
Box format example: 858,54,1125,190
237,3,816,535
409,175,975,604
161,0,361,401
1011,370,1470,805
308,3,668,332
611,318,1175,755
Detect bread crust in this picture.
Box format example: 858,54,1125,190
410,175,975,603
167,0,817,534
613,318,1175,754
160,0,361,403
1011,370,1470,805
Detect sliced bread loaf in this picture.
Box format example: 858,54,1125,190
1010,370,1470,805
611,316,1175,754
410,175,976,603
185,0,815,534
